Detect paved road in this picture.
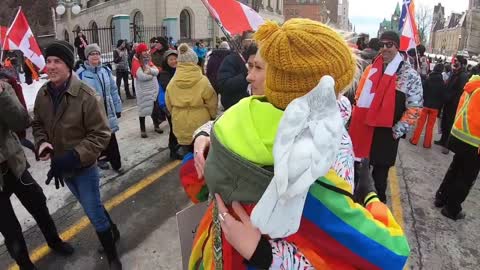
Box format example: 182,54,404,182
397,138,480,270
1,109,479,269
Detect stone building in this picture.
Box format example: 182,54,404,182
430,1,480,56
284,0,339,26
377,2,401,37
55,0,283,46
429,3,445,52
337,0,352,31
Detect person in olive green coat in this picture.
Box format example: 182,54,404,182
1,81,74,270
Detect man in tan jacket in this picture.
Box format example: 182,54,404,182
1,81,73,270
32,41,122,269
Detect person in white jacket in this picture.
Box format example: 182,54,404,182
132,43,163,138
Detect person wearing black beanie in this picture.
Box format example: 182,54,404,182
44,40,75,71
33,40,123,269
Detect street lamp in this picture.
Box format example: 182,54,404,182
56,0,81,16
55,0,81,42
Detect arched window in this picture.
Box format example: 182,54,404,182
64,30,70,42
133,11,144,27
107,16,115,45
180,9,191,39
90,21,99,43
132,11,144,42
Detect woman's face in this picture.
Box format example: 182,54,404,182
246,51,266,96
167,55,177,68
87,51,101,66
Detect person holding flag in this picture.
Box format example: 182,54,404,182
349,31,423,203
2,8,45,72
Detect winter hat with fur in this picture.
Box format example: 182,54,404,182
177,43,198,64
85,43,101,57
255,18,357,110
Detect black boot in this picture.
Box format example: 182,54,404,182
29,195,74,256
139,117,147,138
96,227,122,270
6,237,35,270
98,209,120,254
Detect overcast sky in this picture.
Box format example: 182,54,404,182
349,0,469,37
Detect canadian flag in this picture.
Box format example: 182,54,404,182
399,0,420,51
201,0,264,35
0,26,9,50
3,8,45,70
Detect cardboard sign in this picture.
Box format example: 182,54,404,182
176,201,209,270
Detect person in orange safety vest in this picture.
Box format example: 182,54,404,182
434,75,480,220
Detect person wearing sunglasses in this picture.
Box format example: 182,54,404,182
350,31,423,203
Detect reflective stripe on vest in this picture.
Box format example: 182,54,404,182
451,89,480,147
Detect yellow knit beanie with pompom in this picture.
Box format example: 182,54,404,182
255,18,357,110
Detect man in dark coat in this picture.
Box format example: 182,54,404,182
205,42,231,93
435,55,469,154
410,63,447,148
216,43,257,110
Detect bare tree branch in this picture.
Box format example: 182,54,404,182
416,4,432,45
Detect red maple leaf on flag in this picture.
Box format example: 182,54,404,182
28,34,42,56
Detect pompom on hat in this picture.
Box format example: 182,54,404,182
177,43,198,64
254,18,357,110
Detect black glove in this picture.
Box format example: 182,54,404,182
116,112,121,118
50,150,81,177
353,159,376,205
45,168,65,189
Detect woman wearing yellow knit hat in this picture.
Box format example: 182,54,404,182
188,18,410,270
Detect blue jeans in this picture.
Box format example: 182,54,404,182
65,166,110,232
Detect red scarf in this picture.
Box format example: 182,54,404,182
349,53,402,159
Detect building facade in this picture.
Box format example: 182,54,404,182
430,1,480,56
337,0,352,31
429,3,445,52
284,0,339,26
377,2,400,37
55,0,283,46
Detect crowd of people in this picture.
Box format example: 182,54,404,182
0,16,480,270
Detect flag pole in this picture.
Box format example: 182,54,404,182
200,0,246,63
1,7,22,65
0,26,3,64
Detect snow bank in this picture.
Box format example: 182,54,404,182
21,78,48,112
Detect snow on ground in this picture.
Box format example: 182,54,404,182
22,78,47,112
21,74,120,112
